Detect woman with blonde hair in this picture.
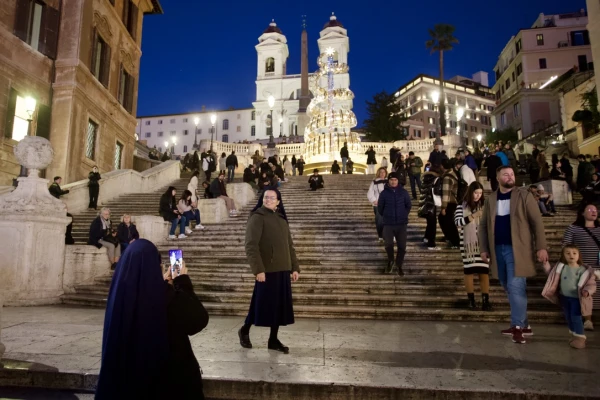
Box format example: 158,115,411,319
367,167,389,242
117,214,140,253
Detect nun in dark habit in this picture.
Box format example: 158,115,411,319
95,239,209,400
252,185,287,221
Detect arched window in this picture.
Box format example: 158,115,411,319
265,57,275,73
222,134,229,143
251,125,256,136
222,119,229,130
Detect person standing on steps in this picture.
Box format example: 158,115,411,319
347,157,354,174
561,203,600,331
367,168,388,243
88,166,101,210
296,156,305,176
365,146,377,175
202,155,211,182
377,172,411,276
238,190,300,354
483,149,502,192
340,141,349,174
226,151,238,183
418,164,443,251
454,182,492,311
479,165,548,344
428,143,444,167
291,155,297,176
283,156,292,177
188,171,200,204
406,151,423,200
308,169,324,191
438,160,461,249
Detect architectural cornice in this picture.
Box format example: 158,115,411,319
93,11,113,40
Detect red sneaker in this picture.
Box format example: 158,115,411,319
512,327,526,344
501,325,533,336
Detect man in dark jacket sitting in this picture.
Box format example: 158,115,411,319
308,169,324,191
49,176,69,199
243,164,258,189
377,172,411,276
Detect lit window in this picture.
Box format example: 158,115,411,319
11,95,37,141
536,34,544,46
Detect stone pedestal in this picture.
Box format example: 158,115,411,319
0,137,71,305
0,296,4,366
536,180,573,205
133,215,170,244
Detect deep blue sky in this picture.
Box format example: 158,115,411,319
137,0,587,127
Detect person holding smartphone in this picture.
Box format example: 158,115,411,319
96,240,209,399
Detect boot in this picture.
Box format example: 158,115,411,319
481,293,492,311
385,261,394,274
569,334,586,349
467,293,477,311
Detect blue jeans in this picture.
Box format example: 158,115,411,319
183,209,200,226
120,242,129,253
227,165,235,182
342,157,348,173
495,245,528,328
170,216,187,235
560,295,584,335
409,174,421,199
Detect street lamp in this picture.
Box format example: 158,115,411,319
193,116,200,149
210,113,217,151
267,95,275,147
14,96,37,185
171,137,177,154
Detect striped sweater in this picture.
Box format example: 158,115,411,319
454,204,489,273
562,225,600,267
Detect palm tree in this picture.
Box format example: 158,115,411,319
426,24,459,144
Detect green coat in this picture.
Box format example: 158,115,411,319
407,156,423,176
245,206,300,275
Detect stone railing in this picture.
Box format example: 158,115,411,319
60,160,181,214
275,143,305,157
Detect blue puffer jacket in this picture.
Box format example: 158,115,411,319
377,184,412,225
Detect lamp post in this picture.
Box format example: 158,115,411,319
431,91,440,138
193,116,199,150
267,95,275,148
171,137,177,155
476,134,482,149
456,107,465,149
210,113,216,152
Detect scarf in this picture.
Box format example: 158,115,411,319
101,217,110,231
461,203,481,262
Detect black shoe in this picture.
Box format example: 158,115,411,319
110,262,117,271
268,339,289,354
385,261,394,274
238,328,252,349
467,293,477,311
396,266,405,276
481,294,493,311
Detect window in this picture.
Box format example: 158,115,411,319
236,126,241,132
114,142,123,170
222,119,229,130
447,107,454,116
513,103,520,117
122,0,138,39
516,63,523,76
118,65,134,113
13,0,59,58
5,91,38,141
414,130,422,138
512,71,515,82
463,123,468,131
170,119,175,123
429,131,436,138
158,131,163,137
427,103,435,111
237,113,241,119
536,34,544,46
470,126,477,132
170,131,176,136
183,118,188,123
91,33,111,87
515,39,522,54
500,112,506,126
86,120,98,160
487,105,494,112
505,79,510,90
183,145,188,153
158,120,163,125
145,132,151,138
222,134,229,143
145,121,151,125
470,113,477,120
251,125,256,136
251,111,256,120
183,130,188,135
571,30,590,46
539,58,547,69
428,117,436,125
265,57,275,73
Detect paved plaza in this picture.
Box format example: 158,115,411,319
0,306,598,399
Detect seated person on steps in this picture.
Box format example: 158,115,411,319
210,172,239,217
88,207,121,270
308,169,324,191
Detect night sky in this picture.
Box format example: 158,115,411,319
137,0,587,126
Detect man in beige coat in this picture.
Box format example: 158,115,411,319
479,166,548,344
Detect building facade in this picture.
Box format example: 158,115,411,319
0,0,162,186
587,0,600,112
393,73,496,146
492,10,592,139
135,108,255,154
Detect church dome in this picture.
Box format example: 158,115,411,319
323,13,344,29
263,20,283,34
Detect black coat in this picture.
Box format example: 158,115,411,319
159,193,179,221
484,155,502,179
365,149,377,165
308,174,324,187
88,172,101,186
88,217,109,248
296,159,305,170
225,154,238,168
260,162,271,174
49,182,69,199
331,163,341,174
165,275,209,399
560,157,573,177
428,151,443,166
340,146,349,158
291,156,297,166
377,184,412,225
243,167,257,183
117,222,140,244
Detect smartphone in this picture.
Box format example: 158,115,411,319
169,249,183,275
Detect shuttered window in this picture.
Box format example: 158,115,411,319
114,142,123,170
122,0,138,40
118,65,135,114
13,0,59,59
91,31,111,88
86,120,98,160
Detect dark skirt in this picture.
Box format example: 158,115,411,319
245,271,295,327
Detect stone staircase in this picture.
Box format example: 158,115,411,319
62,174,590,323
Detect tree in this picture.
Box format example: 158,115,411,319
364,91,407,142
572,87,600,138
486,127,519,144
426,24,459,144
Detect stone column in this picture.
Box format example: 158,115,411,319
0,137,71,305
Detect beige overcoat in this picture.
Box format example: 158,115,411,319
478,187,547,278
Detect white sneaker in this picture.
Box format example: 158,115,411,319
185,228,193,234
584,320,594,331
178,234,187,239
428,246,441,250
168,235,176,240
195,224,205,230
423,238,428,243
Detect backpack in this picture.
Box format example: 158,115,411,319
456,170,469,204
433,176,443,197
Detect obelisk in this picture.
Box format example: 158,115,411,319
296,18,310,137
